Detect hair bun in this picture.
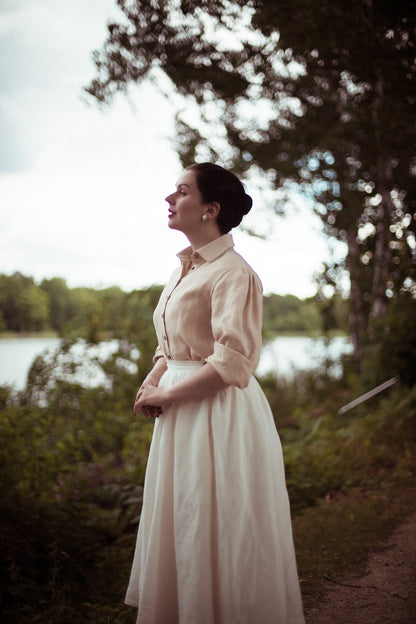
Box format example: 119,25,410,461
188,163,253,233
243,193,253,215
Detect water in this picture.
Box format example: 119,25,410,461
257,335,353,378
0,337,60,389
0,335,353,391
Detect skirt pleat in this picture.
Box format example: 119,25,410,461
125,361,305,624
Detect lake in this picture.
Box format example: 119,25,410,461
257,335,353,378
0,335,353,390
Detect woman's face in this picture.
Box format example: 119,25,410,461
165,169,208,235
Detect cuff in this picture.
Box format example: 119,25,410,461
152,345,164,364
205,341,254,388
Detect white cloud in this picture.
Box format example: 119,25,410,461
0,0,331,297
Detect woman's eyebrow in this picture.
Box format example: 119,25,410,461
177,183,190,189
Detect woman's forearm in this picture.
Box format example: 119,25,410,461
135,361,229,416
167,363,228,404
143,356,167,386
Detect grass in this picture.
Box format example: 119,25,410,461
284,383,416,610
294,484,416,608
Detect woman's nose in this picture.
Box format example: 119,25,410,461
165,193,174,204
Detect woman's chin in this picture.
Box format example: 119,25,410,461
168,219,180,231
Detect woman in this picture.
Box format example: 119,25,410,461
125,163,305,624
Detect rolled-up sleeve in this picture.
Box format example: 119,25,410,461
153,344,164,363
205,269,263,388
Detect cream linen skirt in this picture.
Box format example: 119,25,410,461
125,361,305,624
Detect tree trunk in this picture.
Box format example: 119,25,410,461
371,157,393,318
345,227,367,367
369,60,393,319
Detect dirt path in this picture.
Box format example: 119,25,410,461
305,510,416,624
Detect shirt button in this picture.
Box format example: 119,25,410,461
167,355,172,360
163,335,167,340
194,253,199,259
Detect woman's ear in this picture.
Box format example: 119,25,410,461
206,201,221,219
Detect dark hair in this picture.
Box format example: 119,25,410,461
187,163,253,234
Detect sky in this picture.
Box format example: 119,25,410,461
0,0,334,297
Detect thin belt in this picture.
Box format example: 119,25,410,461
166,360,205,370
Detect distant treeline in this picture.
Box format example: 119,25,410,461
0,272,349,340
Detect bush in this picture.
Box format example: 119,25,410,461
283,385,416,511
362,294,416,387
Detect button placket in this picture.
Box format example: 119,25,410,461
161,305,171,359
161,276,183,359
190,252,201,272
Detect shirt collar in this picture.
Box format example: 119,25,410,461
177,234,234,264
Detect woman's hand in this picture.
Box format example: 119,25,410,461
134,377,160,418
134,384,172,418
134,358,168,418
134,361,227,417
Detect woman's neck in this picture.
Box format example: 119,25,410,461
186,228,222,252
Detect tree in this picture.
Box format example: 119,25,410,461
0,273,50,332
85,0,416,364
40,277,74,331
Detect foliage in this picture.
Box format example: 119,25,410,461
290,385,416,607
282,386,416,511
0,273,50,332
85,0,416,366
1,271,345,343
0,354,149,623
1,329,415,621
39,277,78,331
0,488,138,623
0,272,163,376
361,292,416,387
262,292,349,337
263,293,320,336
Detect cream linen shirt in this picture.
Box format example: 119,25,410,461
152,234,263,388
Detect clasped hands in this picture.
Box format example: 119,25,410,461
134,378,171,418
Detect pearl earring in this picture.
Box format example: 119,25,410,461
202,214,208,221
